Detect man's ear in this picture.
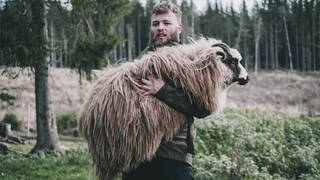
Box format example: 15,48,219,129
178,24,183,34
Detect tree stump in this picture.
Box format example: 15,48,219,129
0,122,24,144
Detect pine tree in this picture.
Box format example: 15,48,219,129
0,0,129,154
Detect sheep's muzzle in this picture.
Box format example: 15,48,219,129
232,76,249,85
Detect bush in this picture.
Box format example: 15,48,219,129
2,113,21,131
193,108,320,179
56,111,77,133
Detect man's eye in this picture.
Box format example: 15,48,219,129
165,23,171,25
152,23,159,26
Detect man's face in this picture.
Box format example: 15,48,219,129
151,11,182,47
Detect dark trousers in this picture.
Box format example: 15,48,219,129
123,157,194,180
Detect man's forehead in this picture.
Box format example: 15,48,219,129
151,11,178,22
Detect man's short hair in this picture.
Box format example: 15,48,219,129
152,1,182,23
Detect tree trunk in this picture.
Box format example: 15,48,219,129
255,17,262,75
110,26,117,61
31,63,60,153
30,0,60,154
312,12,316,71
244,38,249,70
295,27,300,70
128,32,132,61
281,7,293,71
190,0,195,38
301,32,306,71
62,28,68,67
0,51,3,65
50,20,57,68
124,19,132,61
275,25,279,69
137,14,142,55
265,32,269,69
117,24,123,60
0,7,2,65
270,26,275,70
235,14,244,49
318,16,320,70
306,35,312,71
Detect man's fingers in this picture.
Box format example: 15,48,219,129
142,92,150,96
141,77,162,96
141,85,151,90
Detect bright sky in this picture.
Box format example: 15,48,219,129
139,0,260,13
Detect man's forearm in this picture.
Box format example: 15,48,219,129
154,83,210,118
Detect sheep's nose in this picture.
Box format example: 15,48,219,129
232,76,249,85
238,76,249,85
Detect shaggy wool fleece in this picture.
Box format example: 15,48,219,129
78,38,236,180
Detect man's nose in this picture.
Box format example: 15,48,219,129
158,23,165,30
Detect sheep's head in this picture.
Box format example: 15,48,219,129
212,43,249,86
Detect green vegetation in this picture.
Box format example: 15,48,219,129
56,111,77,133
193,108,320,180
2,113,21,131
0,92,16,105
1,108,319,179
0,149,97,180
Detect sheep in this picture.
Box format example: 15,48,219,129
78,38,249,180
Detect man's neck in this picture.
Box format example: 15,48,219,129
148,40,181,51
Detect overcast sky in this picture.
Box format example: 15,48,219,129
139,0,260,13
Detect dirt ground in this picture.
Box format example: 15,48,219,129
1,68,319,131
227,70,320,117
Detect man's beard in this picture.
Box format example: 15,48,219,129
148,30,180,50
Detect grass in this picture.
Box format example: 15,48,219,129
0,149,97,180
1,108,319,180
0,134,97,180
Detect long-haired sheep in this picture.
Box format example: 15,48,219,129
78,38,249,180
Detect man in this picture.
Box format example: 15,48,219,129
123,1,210,180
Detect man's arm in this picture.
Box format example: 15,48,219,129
141,78,210,118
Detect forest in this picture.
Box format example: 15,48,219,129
1,0,320,74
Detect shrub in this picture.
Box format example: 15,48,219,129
193,108,320,179
2,113,21,131
56,111,77,133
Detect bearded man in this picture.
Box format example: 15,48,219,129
123,1,210,180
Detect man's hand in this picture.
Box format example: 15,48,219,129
141,77,165,96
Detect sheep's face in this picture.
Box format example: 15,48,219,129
213,43,249,86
